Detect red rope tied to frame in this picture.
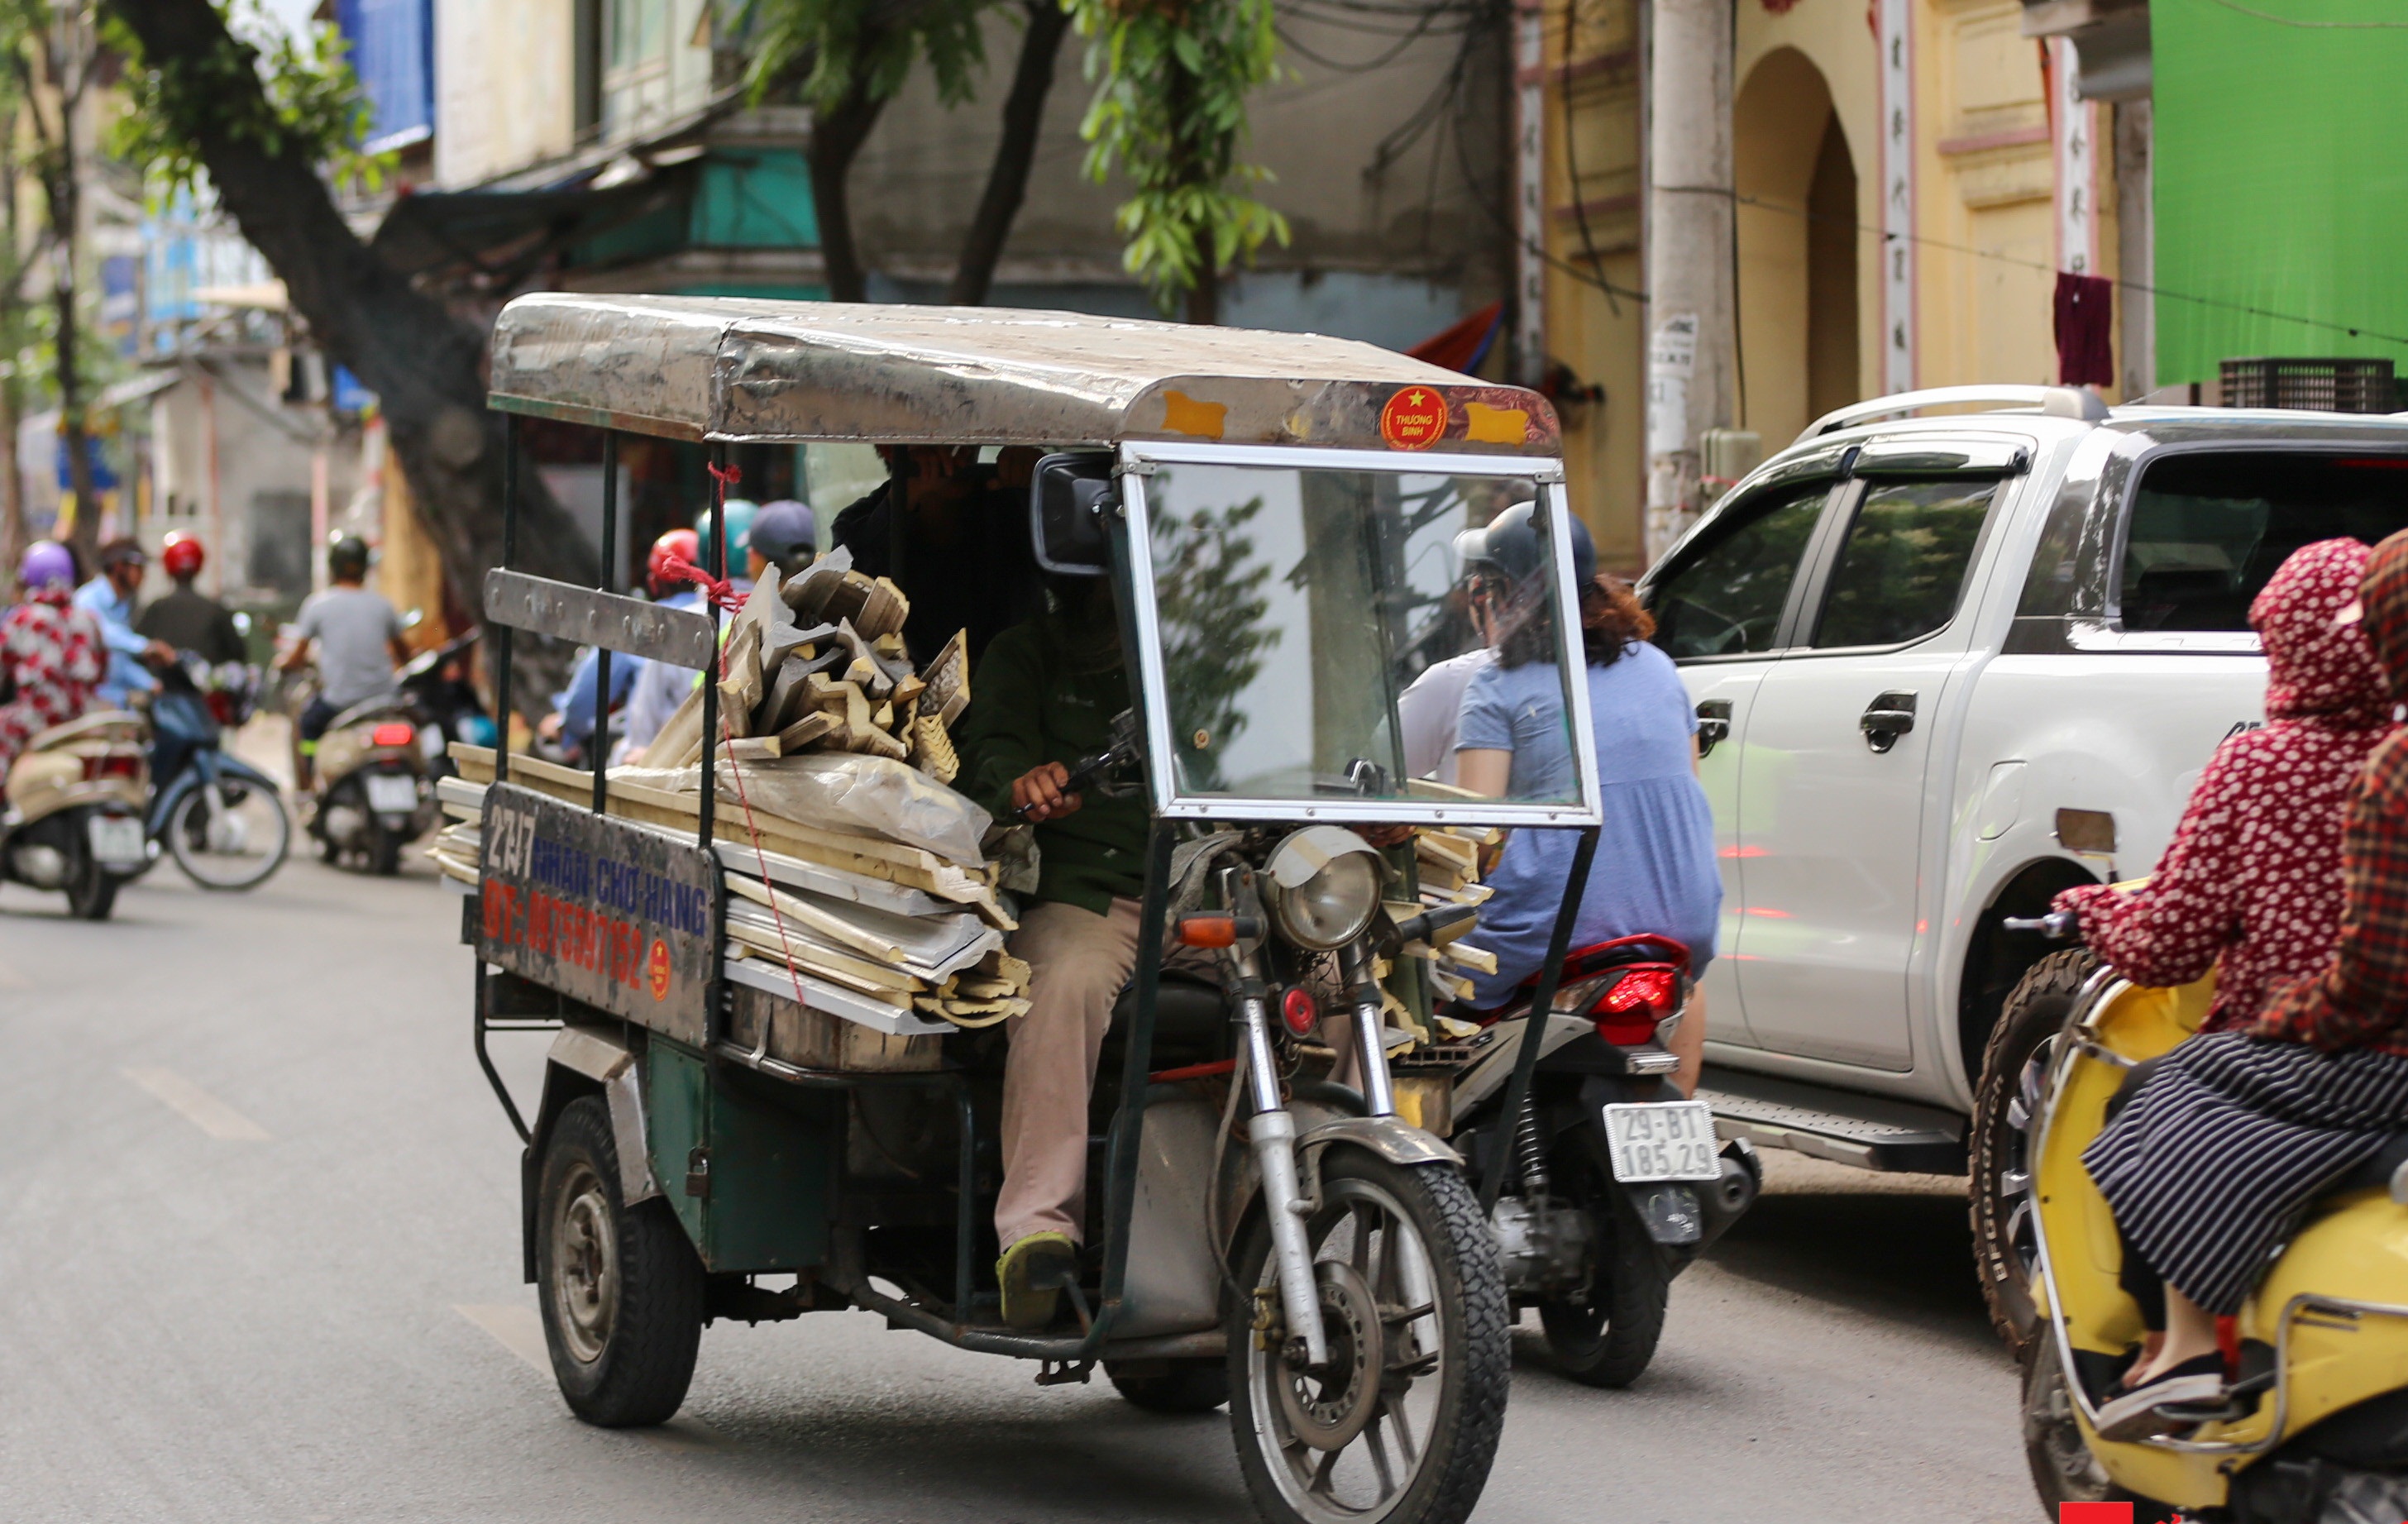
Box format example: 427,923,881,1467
652,553,743,611
661,461,752,610
698,460,817,1010
703,476,819,1015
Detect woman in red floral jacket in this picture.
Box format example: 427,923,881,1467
2055,537,2396,1027
2083,529,2408,1440
0,540,103,776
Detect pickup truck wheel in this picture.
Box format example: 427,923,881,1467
1972,948,2097,1356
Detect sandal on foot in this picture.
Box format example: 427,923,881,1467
2094,1353,2227,1441
997,1232,1077,1330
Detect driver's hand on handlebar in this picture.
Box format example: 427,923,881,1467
1011,761,1083,823
144,639,176,668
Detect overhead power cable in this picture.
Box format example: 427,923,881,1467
2200,0,2408,27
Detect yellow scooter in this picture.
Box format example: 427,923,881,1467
2009,910,2408,1522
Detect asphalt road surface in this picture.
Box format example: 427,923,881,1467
0,853,2037,1523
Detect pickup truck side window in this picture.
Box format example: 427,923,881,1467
1811,479,1998,648
2121,453,2408,631
1647,483,1829,660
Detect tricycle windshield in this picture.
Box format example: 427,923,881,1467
1125,447,1602,826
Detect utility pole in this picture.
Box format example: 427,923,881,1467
1641,0,1733,565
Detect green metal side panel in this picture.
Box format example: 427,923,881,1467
702,1073,837,1273
642,1035,837,1273
2155,0,2408,386
644,1039,711,1250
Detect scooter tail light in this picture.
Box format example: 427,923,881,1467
370,722,416,748
81,753,142,781
1588,966,1683,1046
1280,987,1318,1037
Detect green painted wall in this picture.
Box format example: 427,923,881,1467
2153,0,2408,387
566,149,822,289
691,151,819,249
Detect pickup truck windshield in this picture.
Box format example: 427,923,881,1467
1138,461,1579,806
2122,453,2408,631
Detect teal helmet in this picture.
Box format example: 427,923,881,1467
700,499,759,573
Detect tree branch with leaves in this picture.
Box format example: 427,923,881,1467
101,0,592,717
1070,0,1287,322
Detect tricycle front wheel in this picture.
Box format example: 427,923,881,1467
1226,1151,1508,1524
536,1096,704,1426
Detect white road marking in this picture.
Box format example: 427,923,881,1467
121,1067,270,1141
455,1302,550,1374
452,1302,726,1447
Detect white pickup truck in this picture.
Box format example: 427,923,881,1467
1633,385,2408,1345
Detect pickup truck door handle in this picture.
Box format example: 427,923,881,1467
1859,691,1918,753
1696,700,1732,758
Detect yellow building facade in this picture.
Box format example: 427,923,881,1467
1538,0,2115,571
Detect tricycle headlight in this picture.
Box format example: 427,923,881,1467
1266,827,1384,950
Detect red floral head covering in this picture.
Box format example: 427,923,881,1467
2254,537,2388,723
2360,529,2408,703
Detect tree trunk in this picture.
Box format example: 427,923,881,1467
37,36,95,565
806,81,887,304
55,263,96,561
945,0,1068,307
104,0,594,721
0,139,22,575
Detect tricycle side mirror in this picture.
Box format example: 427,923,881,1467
1030,451,1117,577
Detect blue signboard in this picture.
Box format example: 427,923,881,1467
337,0,434,154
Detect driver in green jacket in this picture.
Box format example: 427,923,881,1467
954,575,1149,1328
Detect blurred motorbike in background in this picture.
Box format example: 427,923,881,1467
1,711,150,919
146,652,290,891
306,630,489,875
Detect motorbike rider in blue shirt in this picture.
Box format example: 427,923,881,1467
74,537,174,709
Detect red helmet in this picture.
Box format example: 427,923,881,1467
646,528,700,599
161,532,205,580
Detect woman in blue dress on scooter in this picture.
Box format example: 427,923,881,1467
1445,502,1722,1095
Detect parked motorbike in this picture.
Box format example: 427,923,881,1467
1,712,151,918
1437,934,1760,1386
2006,907,2408,1522
147,654,289,891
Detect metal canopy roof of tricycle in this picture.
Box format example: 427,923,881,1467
486,293,1561,456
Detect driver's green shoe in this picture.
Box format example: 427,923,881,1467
997,1231,1077,1330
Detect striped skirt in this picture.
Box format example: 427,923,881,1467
2082,1032,2408,1316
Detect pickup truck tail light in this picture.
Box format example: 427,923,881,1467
1554,964,1683,1045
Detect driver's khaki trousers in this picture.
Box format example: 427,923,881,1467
996,896,1144,1250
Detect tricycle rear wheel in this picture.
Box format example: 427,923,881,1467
536,1095,704,1426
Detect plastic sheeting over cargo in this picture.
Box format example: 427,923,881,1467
486,293,1561,455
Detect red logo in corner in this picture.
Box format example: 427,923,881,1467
1379,386,1450,450
647,938,671,1001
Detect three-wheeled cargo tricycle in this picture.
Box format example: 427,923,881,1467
459,296,1655,1524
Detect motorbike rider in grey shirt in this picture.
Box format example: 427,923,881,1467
280,534,408,791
